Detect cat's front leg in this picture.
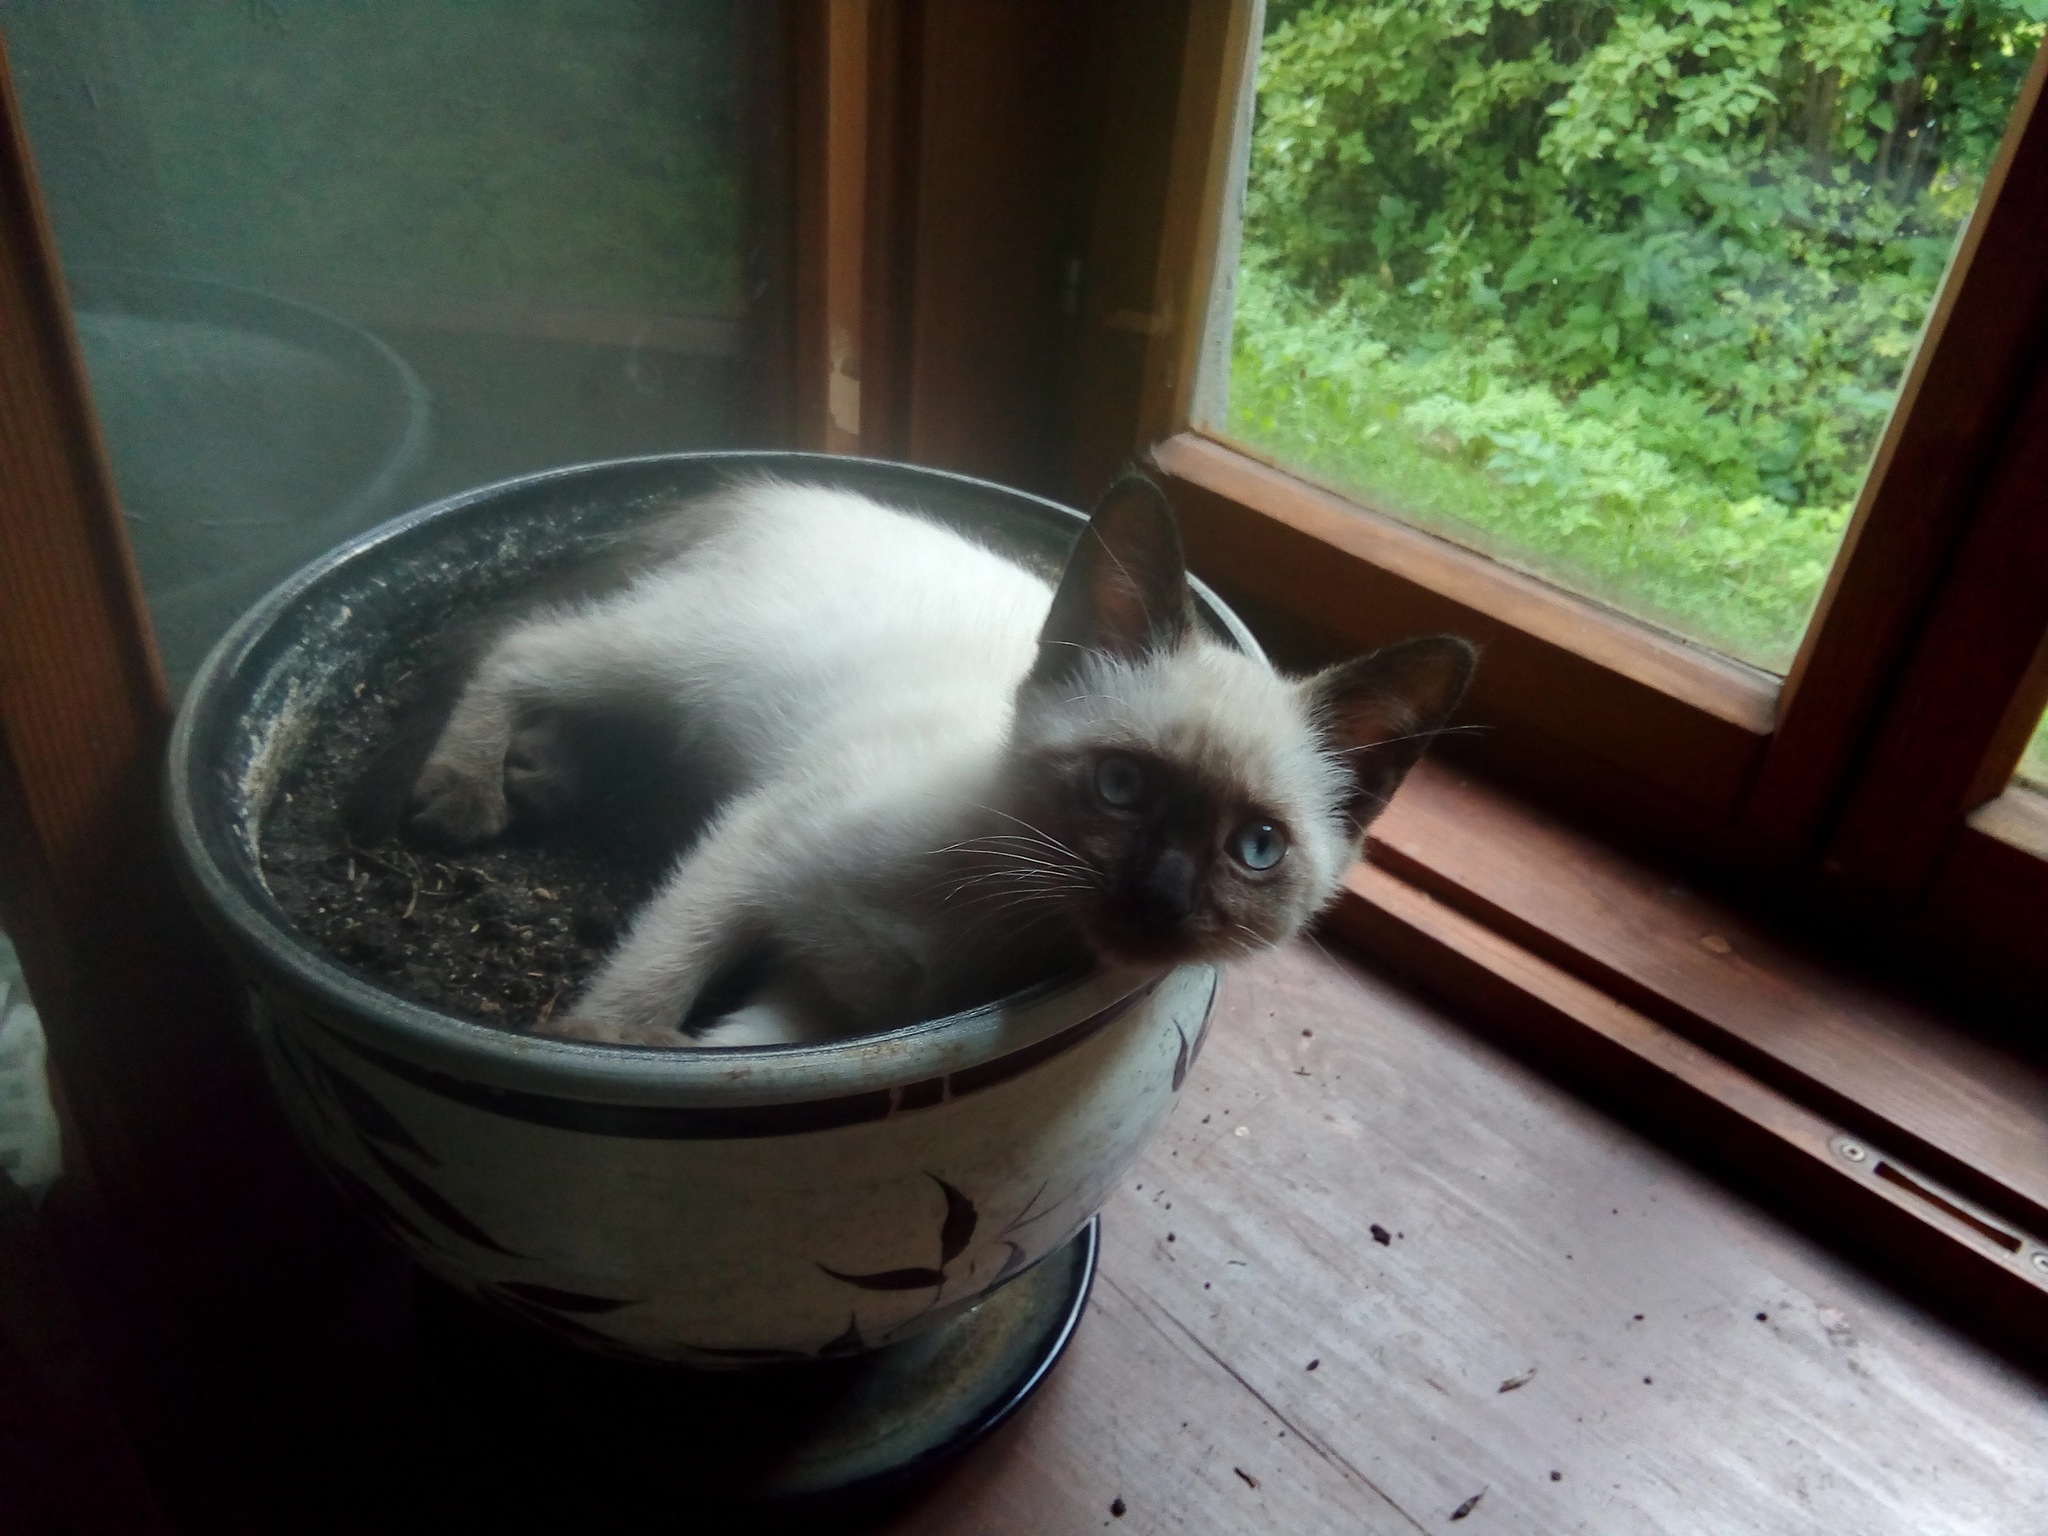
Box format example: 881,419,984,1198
544,788,933,1047
543,870,750,1046
541,791,781,1045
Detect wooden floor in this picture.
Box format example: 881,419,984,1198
877,941,2046,1535
10,938,2040,1532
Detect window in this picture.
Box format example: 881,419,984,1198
2,0,766,690
1066,0,2048,1346
1212,3,2040,676
2020,711,2048,795
1078,1,2048,985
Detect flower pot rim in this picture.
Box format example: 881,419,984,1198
166,450,1256,1112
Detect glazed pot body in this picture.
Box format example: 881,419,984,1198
169,453,1244,1363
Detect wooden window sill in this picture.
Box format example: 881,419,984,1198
1147,431,2048,1350
883,940,2042,1532
1967,783,2048,860
1323,761,2048,1363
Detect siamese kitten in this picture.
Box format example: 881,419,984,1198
407,475,1475,1047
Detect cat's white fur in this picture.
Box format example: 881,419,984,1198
410,479,1464,1047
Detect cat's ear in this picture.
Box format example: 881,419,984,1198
1031,472,1194,684
1305,636,1477,833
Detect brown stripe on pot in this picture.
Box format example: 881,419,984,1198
308,978,1163,1141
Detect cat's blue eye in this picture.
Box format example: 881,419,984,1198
1094,754,1145,808
1233,819,1287,871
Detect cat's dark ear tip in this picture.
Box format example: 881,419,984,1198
1369,633,1479,708
1091,466,1180,535
1416,632,1479,679
1104,461,1167,499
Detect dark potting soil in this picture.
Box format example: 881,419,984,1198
259,624,693,1032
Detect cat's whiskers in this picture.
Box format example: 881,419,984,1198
929,874,1086,908
921,830,1086,880
916,813,1105,904
1330,722,1487,756
916,853,1097,906
918,865,1078,899
912,844,1099,902
975,804,1089,865
951,886,1083,942
937,868,1097,901
922,831,1073,858
1226,921,1272,957
1062,689,1135,717
961,845,1090,878
1094,536,1157,634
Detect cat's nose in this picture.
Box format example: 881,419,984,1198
1137,846,1199,923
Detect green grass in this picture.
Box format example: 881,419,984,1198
1227,3,2047,678
1222,263,1848,672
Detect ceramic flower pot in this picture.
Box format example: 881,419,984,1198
167,452,1250,1364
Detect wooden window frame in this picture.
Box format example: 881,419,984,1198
1073,5,2048,980
1055,2,2048,1359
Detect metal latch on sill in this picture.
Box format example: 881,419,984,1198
1830,1133,2048,1278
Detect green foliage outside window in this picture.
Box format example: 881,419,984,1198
1226,1,2043,668
2019,708,2048,791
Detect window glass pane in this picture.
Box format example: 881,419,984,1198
2016,704,2048,795
4,1,760,691
1205,3,2042,671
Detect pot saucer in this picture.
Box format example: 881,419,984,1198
397,1217,1098,1520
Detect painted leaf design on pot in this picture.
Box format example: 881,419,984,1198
362,1141,523,1257
496,1281,634,1314
306,1052,440,1166
817,1264,949,1291
1000,1179,1050,1237
1188,985,1216,1069
820,1171,984,1293
819,1315,867,1357
479,1288,646,1360
933,1175,978,1264
1172,1022,1191,1090
676,1342,815,1363
270,1032,329,1122
995,1241,1028,1281
325,1158,445,1258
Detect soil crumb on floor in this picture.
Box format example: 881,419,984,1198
260,627,678,1032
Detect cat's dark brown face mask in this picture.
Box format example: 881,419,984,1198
1027,745,1302,965
1016,472,1477,967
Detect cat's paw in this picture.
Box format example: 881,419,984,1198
535,1007,692,1048
407,761,508,847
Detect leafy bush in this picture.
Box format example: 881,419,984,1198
1227,0,2043,667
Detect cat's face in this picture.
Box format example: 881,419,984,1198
1009,647,1355,965
1007,473,1476,968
